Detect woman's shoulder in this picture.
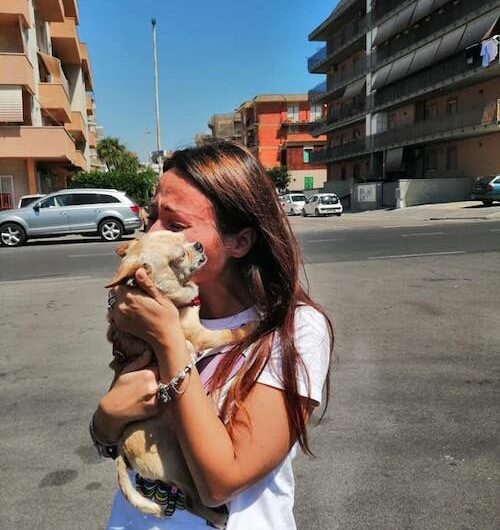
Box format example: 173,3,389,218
294,304,330,338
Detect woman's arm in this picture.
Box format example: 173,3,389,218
106,269,311,507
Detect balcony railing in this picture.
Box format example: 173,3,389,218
372,100,499,149
311,101,367,135
308,46,327,72
311,139,368,163
374,52,482,109
308,15,368,72
308,80,327,103
374,0,487,66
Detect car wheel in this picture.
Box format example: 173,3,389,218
98,218,124,242
336,213,342,217
301,209,307,217
482,200,493,206
0,222,27,247
315,208,320,217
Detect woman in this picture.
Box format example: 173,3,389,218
92,140,333,529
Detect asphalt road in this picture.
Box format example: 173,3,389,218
1,220,500,282
0,221,498,530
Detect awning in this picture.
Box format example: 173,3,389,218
371,63,392,89
342,78,366,99
407,39,439,75
432,0,448,9
373,16,396,47
385,147,404,172
433,26,465,64
460,10,500,49
386,53,414,85
481,13,499,40
38,51,62,82
410,0,435,25
373,3,416,47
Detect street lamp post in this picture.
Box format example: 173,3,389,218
151,18,163,174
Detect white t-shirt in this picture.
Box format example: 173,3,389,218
106,305,330,530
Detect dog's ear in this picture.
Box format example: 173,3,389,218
105,257,141,288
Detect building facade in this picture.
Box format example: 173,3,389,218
208,112,242,143
0,0,98,209
238,94,328,191
308,0,500,205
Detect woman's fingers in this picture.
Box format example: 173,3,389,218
134,267,164,302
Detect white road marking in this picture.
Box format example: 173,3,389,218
308,238,345,243
0,275,94,286
368,251,466,260
401,232,444,237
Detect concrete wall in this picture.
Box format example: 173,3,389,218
398,177,474,207
288,169,327,191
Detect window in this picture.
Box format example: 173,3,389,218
310,104,322,121
388,113,397,130
0,175,14,210
39,196,63,208
446,98,458,115
353,164,360,179
303,147,314,163
341,166,347,180
425,103,438,120
287,104,299,122
446,146,458,170
425,148,438,171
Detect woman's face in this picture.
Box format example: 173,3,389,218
148,169,230,285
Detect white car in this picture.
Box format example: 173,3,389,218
280,193,307,215
302,193,343,217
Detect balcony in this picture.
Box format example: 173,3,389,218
50,17,81,64
374,52,490,110
88,130,96,148
65,111,87,141
0,126,77,163
372,100,500,150
311,139,368,164
373,0,492,67
0,53,35,93
311,101,368,135
309,81,327,103
80,42,94,91
61,0,79,23
33,0,64,22
308,15,368,73
39,83,71,123
73,149,87,170
86,95,95,116
0,0,32,27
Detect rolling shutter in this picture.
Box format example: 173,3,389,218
0,87,23,122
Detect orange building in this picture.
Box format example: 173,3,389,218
238,94,327,191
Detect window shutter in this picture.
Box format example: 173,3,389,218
0,87,23,122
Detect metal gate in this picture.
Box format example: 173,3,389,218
0,175,14,210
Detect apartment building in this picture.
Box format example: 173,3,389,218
0,0,97,209
238,94,327,191
308,0,500,206
208,112,242,143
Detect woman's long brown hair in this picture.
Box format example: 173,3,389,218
163,140,334,455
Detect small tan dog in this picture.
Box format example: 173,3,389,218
106,230,254,526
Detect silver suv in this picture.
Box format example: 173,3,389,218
0,188,142,247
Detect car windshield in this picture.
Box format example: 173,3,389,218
319,195,338,204
20,197,40,208
291,195,306,202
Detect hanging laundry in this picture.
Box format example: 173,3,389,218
480,38,499,67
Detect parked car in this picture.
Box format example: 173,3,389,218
471,175,500,205
280,193,307,215
0,188,142,247
17,194,45,208
302,193,343,217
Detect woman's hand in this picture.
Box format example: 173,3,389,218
95,352,161,442
108,268,180,352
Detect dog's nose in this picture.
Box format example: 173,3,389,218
194,242,204,252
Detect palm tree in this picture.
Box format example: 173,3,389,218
96,137,127,171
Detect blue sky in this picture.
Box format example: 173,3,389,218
78,0,336,161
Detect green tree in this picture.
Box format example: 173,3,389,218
69,169,157,206
267,166,291,192
97,137,140,172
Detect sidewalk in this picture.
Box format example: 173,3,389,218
290,201,500,232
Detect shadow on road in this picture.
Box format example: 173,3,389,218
23,236,135,247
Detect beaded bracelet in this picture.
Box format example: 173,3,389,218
157,354,198,404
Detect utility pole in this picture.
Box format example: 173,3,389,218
151,18,163,173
